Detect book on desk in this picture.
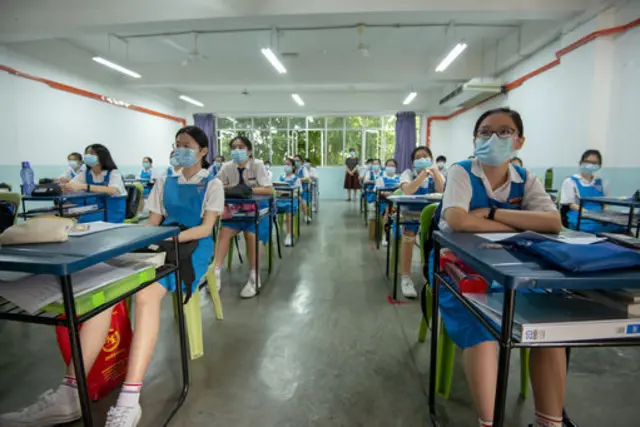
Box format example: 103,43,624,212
466,292,640,343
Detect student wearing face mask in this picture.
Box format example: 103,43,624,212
436,155,448,178
263,160,273,183
57,152,86,184
61,144,127,224
375,159,401,247
165,150,182,177
432,108,565,427
293,154,312,223
214,136,273,298
209,155,225,178
343,147,360,201
139,157,156,197
398,147,445,298
560,149,623,233
305,158,319,213
277,158,301,246
364,158,383,208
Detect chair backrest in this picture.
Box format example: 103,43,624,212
555,185,571,228
419,203,439,266
544,168,554,191
125,184,143,220
0,192,21,232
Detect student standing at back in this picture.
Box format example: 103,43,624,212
398,147,444,297
560,149,624,233
57,152,86,184
62,144,127,224
434,107,565,427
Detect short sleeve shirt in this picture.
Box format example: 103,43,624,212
71,169,127,196
560,174,609,205
216,159,272,188
146,169,224,217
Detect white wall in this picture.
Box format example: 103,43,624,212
0,45,186,186
429,5,640,195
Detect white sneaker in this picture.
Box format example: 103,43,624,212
240,276,260,298
0,388,80,427
401,276,417,299
382,238,388,247
305,216,312,224
214,268,222,291
104,405,142,427
284,234,293,247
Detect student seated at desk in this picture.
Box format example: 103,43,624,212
560,149,624,233
305,158,319,212
364,158,382,208
375,159,400,247
214,136,272,298
434,107,566,427
208,155,225,177
0,127,223,427
510,156,523,168
263,160,273,183
293,154,312,224
164,150,182,177
139,157,157,197
398,147,444,298
61,144,127,224
277,158,301,247
436,155,448,177
56,152,86,184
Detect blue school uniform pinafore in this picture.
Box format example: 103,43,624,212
365,170,383,204
566,176,624,233
378,174,400,215
403,171,436,233
430,160,526,349
166,167,176,177
209,164,221,178
140,168,153,197
78,170,126,224
158,174,215,293
296,167,311,204
276,174,300,215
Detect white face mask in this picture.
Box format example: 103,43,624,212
437,162,445,170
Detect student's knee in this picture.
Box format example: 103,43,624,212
402,230,416,243
135,282,166,307
218,227,237,242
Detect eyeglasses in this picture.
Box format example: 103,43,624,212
172,143,198,150
475,128,518,139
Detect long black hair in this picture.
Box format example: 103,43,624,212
230,135,254,158
410,146,433,161
580,149,602,165
473,107,524,137
85,144,118,171
175,126,210,168
68,152,83,162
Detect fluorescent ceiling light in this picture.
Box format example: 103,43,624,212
261,48,287,74
92,57,141,79
403,92,417,105
179,95,204,107
292,93,305,106
435,43,468,72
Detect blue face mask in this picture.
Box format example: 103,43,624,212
372,164,381,172
474,134,515,166
142,162,151,170
170,157,180,167
295,161,302,168
284,165,293,174
580,163,601,175
367,164,373,170
214,161,222,168
174,147,198,167
413,157,432,171
231,149,247,164
303,163,310,169
68,160,79,169
84,154,98,167
385,166,396,175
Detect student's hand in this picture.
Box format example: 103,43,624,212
418,169,431,180
61,182,84,193
470,208,491,219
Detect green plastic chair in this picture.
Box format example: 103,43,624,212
417,204,531,400
544,168,554,191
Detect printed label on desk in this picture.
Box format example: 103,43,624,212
625,324,640,335
524,329,545,342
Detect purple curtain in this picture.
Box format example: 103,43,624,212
394,111,416,172
193,113,216,163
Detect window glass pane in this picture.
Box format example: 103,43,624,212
306,116,323,129
289,117,305,130
271,131,289,164
253,117,270,130
345,130,362,159
235,117,252,129
308,130,323,166
365,130,380,160
269,116,287,129
217,117,235,129
250,130,270,162
292,130,307,156
218,130,234,159
364,116,381,129
382,116,396,164
346,116,363,130
416,116,422,146
327,130,344,166
326,117,344,129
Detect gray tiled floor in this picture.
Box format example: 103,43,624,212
0,201,639,426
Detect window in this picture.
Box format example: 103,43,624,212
308,130,323,166
271,131,289,164
346,116,363,130
251,130,270,162
326,117,344,129
345,130,362,160
235,117,253,130
253,117,270,130
271,116,288,129
327,130,344,166
218,130,235,159
289,117,305,130
217,117,236,129
293,130,307,157
365,130,381,160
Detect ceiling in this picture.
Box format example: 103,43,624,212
1,0,609,116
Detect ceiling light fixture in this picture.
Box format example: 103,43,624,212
435,42,468,72
261,48,287,74
292,93,305,106
403,92,417,105
92,57,141,79
179,95,204,107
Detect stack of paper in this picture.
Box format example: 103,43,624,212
69,221,133,236
476,231,606,245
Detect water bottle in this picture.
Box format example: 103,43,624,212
20,161,36,196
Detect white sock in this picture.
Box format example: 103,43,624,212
215,267,222,275
534,412,562,427
116,382,142,408
479,420,492,427
57,375,78,399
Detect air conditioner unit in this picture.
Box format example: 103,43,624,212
439,78,504,108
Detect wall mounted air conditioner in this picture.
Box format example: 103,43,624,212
439,78,504,108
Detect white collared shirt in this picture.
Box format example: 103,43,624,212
216,158,272,188
71,168,127,196
560,174,609,205
439,159,556,232
60,164,87,180
147,169,224,217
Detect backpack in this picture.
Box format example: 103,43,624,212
0,201,16,233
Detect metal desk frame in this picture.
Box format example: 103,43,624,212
21,192,109,222
577,197,639,237
275,186,301,247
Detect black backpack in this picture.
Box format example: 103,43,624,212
0,201,16,233
125,185,142,220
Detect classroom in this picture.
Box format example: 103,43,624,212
0,1,639,426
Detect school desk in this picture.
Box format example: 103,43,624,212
0,226,186,427
578,196,640,237
275,185,301,247
374,186,399,250
429,231,640,427
21,192,108,221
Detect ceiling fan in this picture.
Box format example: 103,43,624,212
161,33,208,66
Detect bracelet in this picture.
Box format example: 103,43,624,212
488,207,497,221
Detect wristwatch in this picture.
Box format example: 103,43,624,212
488,207,497,221
86,184,90,192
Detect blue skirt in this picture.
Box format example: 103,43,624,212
222,216,270,245
276,199,299,215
